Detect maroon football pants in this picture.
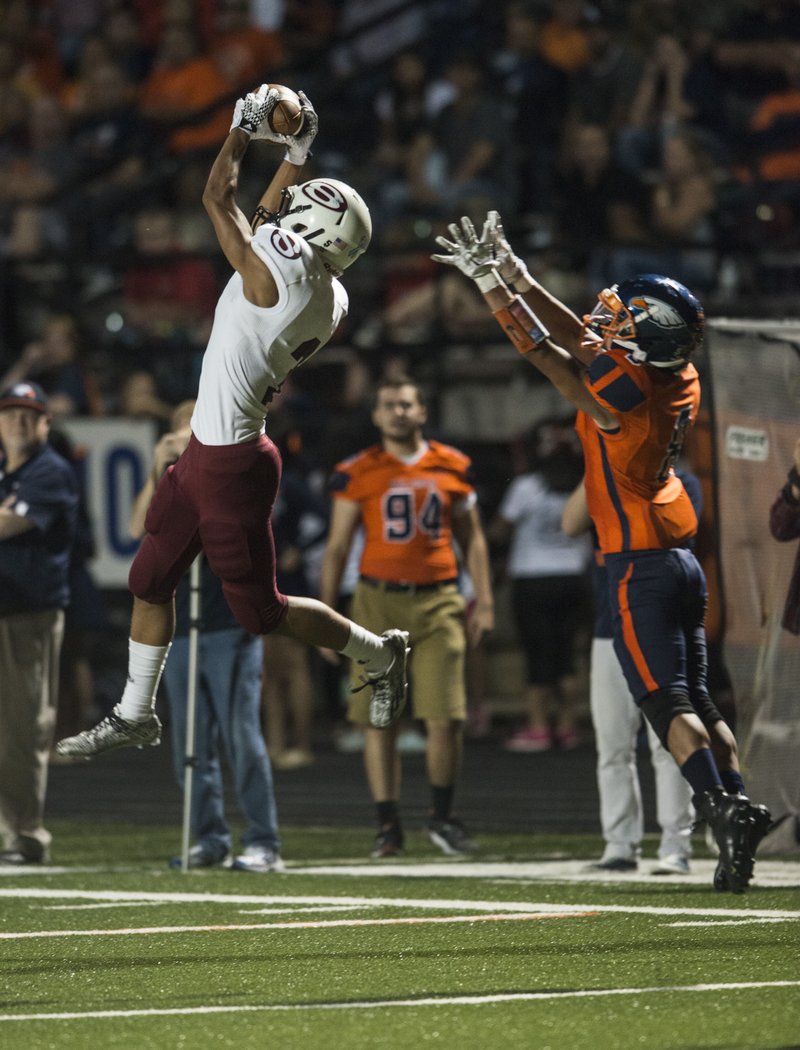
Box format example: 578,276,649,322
129,434,289,635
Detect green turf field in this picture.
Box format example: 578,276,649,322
1,822,799,1049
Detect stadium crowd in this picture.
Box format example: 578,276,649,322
0,0,798,743
2,0,800,401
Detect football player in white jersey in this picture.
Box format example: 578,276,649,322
57,86,409,761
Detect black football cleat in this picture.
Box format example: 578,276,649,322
693,788,754,894
713,798,772,892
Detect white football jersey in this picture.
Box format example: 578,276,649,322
192,224,349,445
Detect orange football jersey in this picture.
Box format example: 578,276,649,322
329,441,474,583
576,347,700,554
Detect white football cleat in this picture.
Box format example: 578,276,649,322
56,706,161,761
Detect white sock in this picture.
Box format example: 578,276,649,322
341,623,391,676
116,639,172,721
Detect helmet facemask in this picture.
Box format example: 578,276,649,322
582,287,638,354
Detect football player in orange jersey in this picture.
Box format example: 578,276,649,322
320,377,494,858
432,213,771,892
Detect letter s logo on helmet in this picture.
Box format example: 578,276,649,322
271,178,372,276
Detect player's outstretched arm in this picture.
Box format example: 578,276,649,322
203,89,281,306
203,86,319,307
432,218,615,429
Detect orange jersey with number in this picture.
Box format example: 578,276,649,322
576,348,700,554
329,441,474,583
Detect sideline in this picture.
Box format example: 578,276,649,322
289,857,800,888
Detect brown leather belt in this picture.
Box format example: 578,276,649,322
359,575,458,595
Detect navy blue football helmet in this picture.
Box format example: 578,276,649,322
583,274,705,369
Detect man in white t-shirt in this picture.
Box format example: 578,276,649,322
57,86,409,762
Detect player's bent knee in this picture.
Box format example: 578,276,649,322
708,717,738,764
129,552,174,605
223,583,288,636
639,689,695,750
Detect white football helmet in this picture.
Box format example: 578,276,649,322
270,178,372,276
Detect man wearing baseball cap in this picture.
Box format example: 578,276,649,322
0,382,78,864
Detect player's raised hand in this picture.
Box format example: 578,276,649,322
431,216,497,280
283,91,318,164
252,90,319,163
230,84,279,137
484,210,532,287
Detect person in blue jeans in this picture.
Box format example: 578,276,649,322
129,400,281,872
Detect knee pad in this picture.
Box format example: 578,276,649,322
129,539,178,604
639,689,695,750
201,521,253,581
222,580,288,636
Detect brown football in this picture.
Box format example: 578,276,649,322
267,84,305,136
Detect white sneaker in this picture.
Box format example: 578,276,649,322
335,727,365,753
55,706,161,761
272,748,314,770
365,629,410,728
232,846,285,873
651,854,691,875
396,728,427,753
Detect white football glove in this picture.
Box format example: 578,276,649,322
484,209,532,287
230,84,278,138
250,90,319,164
431,216,497,281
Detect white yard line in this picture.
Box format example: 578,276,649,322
2,981,800,1023
1,858,798,885
0,887,798,920
0,911,592,940
665,918,798,927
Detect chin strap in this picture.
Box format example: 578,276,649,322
251,204,275,232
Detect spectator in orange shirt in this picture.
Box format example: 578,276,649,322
211,0,287,91
538,0,591,75
139,23,232,155
746,54,800,183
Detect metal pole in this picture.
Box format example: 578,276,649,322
180,555,202,873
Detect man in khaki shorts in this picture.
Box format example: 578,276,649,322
320,377,494,857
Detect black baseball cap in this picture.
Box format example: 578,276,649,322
0,382,49,414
